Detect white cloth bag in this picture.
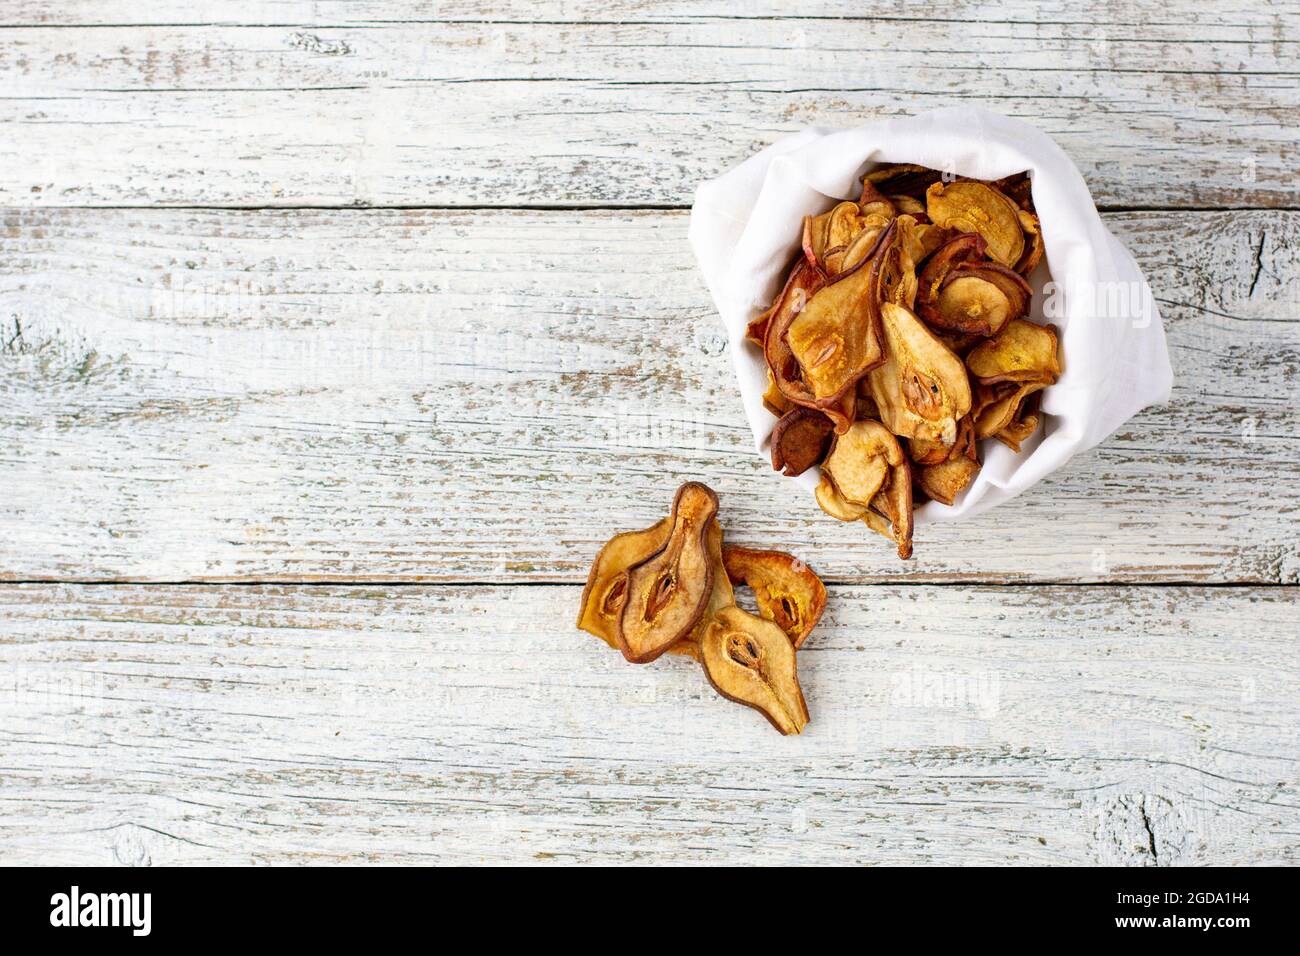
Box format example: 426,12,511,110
689,107,1173,522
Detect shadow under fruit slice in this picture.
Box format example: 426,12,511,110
700,606,810,735
867,301,972,445
722,546,827,649
617,482,719,663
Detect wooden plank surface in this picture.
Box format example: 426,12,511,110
2,206,1296,583
1,2,1296,868
1,582,1295,865
0,5,1295,207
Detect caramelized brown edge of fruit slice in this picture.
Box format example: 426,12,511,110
770,406,835,477
700,605,810,735
722,545,827,649
615,481,719,663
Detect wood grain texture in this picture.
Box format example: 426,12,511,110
1,582,1294,865
2,206,1296,584
0,1,1296,868
0,4,1295,207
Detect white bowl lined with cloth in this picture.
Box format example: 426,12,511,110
689,106,1173,522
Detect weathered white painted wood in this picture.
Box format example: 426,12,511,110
0,582,1294,865
0,8,1295,207
0,0,1289,29
2,207,1296,583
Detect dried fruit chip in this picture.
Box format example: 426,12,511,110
927,262,1032,336
973,379,1048,440
856,179,897,221
925,181,1026,268
822,419,904,506
826,213,891,276
576,517,670,650
577,516,702,659
785,226,893,403
865,163,942,198
868,456,914,559
815,474,868,521
867,302,972,444
916,232,987,324
965,319,1061,384
722,546,827,648
997,391,1042,453
762,367,794,417
746,301,775,348
907,435,952,465
700,606,810,735
1015,209,1045,276
617,482,719,663
770,406,835,477
764,261,825,401
676,517,735,662
918,456,981,506
888,193,927,216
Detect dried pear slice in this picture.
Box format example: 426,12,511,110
907,435,952,465
997,391,1042,453
973,380,1047,440
1015,209,1044,275
700,606,810,735
802,201,858,272
676,518,734,662
888,193,927,216
576,517,671,649
770,406,834,477
785,223,894,403
867,456,914,560
617,482,719,663
815,475,868,521
830,214,891,276
916,232,987,326
867,301,972,444
965,319,1061,384
762,368,794,417
925,181,1025,268
865,163,942,199
764,260,856,433
722,546,826,648
747,301,776,348
918,456,980,506
826,201,868,251
764,260,826,403
857,179,897,220
822,419,905,506
928,262,1032,336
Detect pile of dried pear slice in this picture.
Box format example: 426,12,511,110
577,482,826,734
752,166,1061,559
